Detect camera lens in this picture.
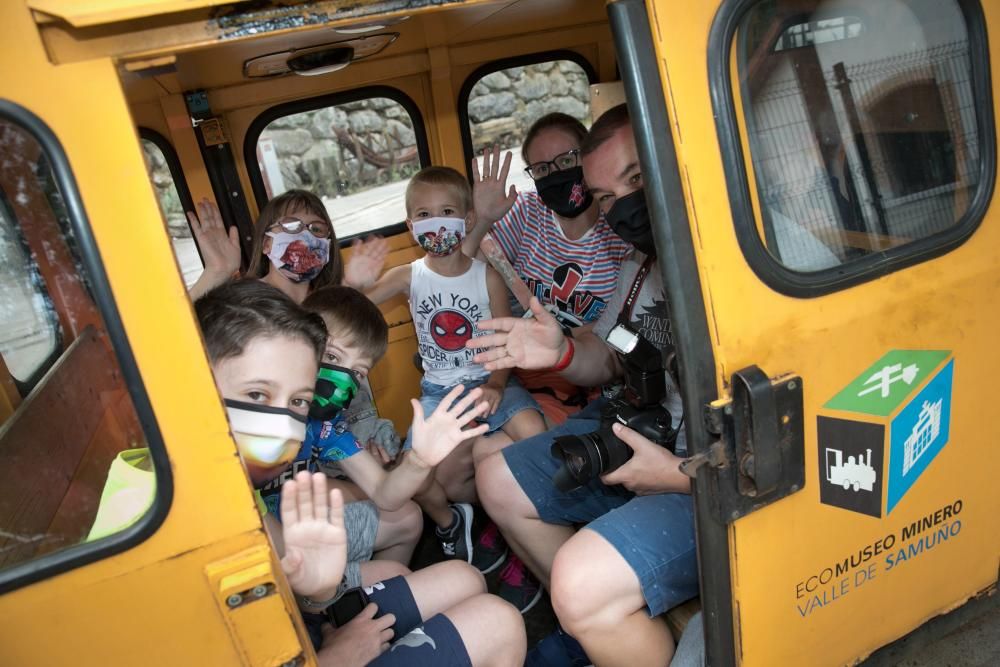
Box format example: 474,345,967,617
551,432,606,492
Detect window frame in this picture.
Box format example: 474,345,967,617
708,0,995,297
138,127,200,263
0,100,173,595
0,190,63,395
243,85,431,242
457,49,598,171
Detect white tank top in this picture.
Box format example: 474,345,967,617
410,257,492,386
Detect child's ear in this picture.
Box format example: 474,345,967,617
405,218,413,233
465,210,477,230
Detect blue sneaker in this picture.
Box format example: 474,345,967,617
525,627,592,667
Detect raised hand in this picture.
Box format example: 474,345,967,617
279,471,347,598
472,144,518,225
468,297,566,371
316,604,396,667
409,385,490,467
187,198,241,279
343,235,390,291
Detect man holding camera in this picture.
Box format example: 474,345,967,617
470,103,698,667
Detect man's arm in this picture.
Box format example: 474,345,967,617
470,297,623,387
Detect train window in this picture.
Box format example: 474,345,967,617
246,87,429,240
139,129,200,287
0,106,169,593
460,54,596,195
722,0,991,289
0,199,60,389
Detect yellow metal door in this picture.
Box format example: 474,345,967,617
613,0,1000,664
0,3,311,665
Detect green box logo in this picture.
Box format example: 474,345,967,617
823,350,950,417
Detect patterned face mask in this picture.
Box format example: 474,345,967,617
412,217,466,256
265,230,331,283
225,399,306,467
310,363,360,421
535,166,593,219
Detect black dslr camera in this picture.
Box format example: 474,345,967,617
551,323,677,492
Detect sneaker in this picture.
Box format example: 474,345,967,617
435,502,474,563
498,554,543,614
525,627,592,667
471,520,509,574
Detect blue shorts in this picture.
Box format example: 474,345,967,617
303,575,472,667
501,398,699,616
406,376,540,444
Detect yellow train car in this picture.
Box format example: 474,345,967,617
0,0,996,665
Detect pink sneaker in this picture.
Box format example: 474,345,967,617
498,554,543,614
471,520,509,574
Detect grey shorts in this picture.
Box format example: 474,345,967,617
342,500,379,590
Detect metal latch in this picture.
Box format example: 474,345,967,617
689,366,805,524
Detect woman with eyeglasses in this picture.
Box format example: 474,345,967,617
464,113,632,333
186,189,388,303
460,114,632,611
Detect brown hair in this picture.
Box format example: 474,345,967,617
521,112,588,164
580,103,631,157
405,166,473,217
195,279,328,365
302,286,389,364
246,189,344,289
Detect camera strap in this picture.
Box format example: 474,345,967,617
618,255,655,326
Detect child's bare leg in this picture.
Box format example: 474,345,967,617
501,409,546,442
372,499,422,565
359,559,411,586
414,475,454,529
435,438,477,503
404,560,486,617
471,431,513,466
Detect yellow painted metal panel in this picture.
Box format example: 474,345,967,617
0,0,311,662
29,0,230,27
647,1,1000,664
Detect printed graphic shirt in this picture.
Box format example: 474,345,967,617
409,257,492,386
490,191,633,326
593,251,686,451
258,413,364,514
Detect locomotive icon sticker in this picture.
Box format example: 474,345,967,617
818,350,954,517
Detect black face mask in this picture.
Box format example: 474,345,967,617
535,167,593,219
606,189,656,258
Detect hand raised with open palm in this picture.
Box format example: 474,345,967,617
409,385,490,468
279,471,347,598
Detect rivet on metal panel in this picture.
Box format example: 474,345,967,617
226,593,243,608
252,585,269,598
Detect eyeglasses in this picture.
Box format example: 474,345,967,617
524,149,581,180
268,217,332,239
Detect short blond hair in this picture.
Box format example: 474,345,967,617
405,166,472,217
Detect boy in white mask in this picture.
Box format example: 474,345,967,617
197,280,526,666
362,167,546,573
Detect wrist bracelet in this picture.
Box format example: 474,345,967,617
551,337,575,372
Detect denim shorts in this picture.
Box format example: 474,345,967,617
501,398,698,616
406,376,540,444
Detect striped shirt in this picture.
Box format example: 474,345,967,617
491,192,632,326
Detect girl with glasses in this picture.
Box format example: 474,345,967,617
187,189,388,304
